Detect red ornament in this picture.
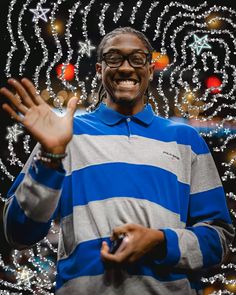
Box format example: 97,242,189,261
205,76,222,94
56,63,75,81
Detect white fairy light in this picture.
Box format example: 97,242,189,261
45,0,66,107
5,0,17,78
18,0,32,76
98,3,110,36
78,40,96,57
29,6,50,22
0,158,15,181
60,1,81,94
33,0,49,93
129,0,142,24
113,2,124,23
23,135,31,154
142,1,159,32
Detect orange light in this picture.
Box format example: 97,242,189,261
152,52,169,71
206,13,223,30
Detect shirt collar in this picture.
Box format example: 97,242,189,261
95,103,155,126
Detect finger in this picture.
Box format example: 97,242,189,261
101,241,110,254
0,87,28,115
65,96,78,118
8,78,34,108
2,103,24,123
21,78,45,105
101,245,132,263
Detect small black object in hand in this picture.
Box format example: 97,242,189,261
109,234,126,254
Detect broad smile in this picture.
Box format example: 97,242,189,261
114,79,140,90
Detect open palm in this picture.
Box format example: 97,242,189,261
0,78,78,154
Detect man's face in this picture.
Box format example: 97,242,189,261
96,33,154,111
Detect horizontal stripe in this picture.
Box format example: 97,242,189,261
21,143,40,174
189,187,232,225
56,274,197,295
173,229,203,269
60,163,190,221
193,221,235,260
190,153,222,194
64,134,192,184
6,197,51,247
58,197,185,260
74,112,209,155
155,228,180,266
188,225,222,268
15,173,61,223
29,160,65,190
56,237,189,290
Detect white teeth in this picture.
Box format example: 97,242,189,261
117,80,136,85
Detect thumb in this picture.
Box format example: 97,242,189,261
100,241,110,259
66,96,79,117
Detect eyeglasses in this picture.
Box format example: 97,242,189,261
102,51,151,68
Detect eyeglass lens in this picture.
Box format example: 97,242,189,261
104,52,147,68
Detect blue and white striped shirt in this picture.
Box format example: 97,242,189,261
4,103,234,294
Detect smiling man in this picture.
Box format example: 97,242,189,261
1,27,234,295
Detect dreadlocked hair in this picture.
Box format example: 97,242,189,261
95,27,154,109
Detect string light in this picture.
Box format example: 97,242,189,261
18,0,32,76
129,0,142,24
113,2,124,23
98,3,110,36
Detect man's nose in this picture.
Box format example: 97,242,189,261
118,59,134,71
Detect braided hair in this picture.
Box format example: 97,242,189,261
95,27,154,108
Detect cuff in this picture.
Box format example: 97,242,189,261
29,159,66,190
154,229,180,266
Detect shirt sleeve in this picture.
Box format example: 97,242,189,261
3,145,65,249
155,130,235,270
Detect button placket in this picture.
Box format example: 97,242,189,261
126,117,132,137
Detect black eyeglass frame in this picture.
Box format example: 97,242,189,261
102,51,152,68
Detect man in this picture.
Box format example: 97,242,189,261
0,27,234,294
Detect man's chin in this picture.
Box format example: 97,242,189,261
111,93,141,105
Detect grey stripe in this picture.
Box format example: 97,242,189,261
173,229,203,269
193,221,235,260
190,153,222,194
56,274,197,295
63,134,192,184
58,197,185,260
15,172,61,223
21,143,40,174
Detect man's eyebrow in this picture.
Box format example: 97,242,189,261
103,48,149,54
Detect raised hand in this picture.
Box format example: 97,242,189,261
0,78,78,154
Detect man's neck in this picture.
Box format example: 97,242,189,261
105,98,145,116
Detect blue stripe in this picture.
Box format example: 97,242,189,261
189,187,232,225
154,229,180,266
56,237,187,290
60,163,190,222
7,172,25,197
188,226,222,267
73,114,209,155
29,160,65,190
7,197,51,246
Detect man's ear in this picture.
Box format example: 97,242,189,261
149,63,155,81
96,63,102,76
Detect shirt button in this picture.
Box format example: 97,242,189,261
126,118,131,122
